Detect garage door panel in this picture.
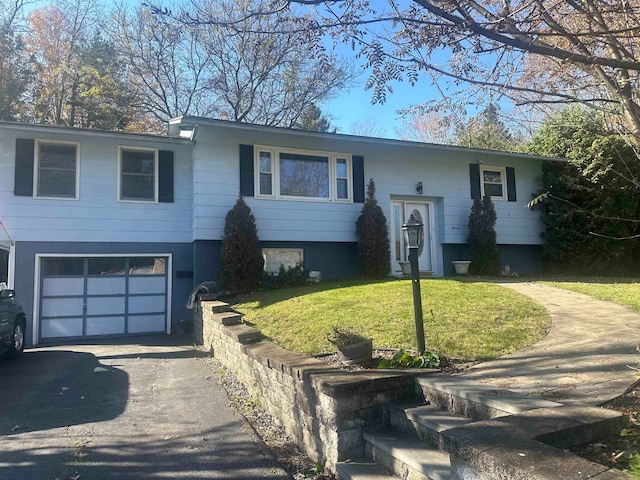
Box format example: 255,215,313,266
86,316,125,335
42,297,84,318
39,256,168,341
87,277,125,296
43,278,84,297
129,277,165,295
86,296,125,315
41,317,83,338
128,314,165,333
128,295,165,314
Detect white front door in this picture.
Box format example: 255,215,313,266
390,201,434,275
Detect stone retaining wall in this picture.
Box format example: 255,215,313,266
195,299,421,470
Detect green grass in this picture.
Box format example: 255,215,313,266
230,278,549,361
538,277,640,313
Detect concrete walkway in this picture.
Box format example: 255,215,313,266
461,281,640,406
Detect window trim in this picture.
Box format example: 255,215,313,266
254,145,353,203
117,146,159,203
479,165,507,201
34,139,80,200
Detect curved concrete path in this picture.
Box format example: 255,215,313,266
461,281,640,406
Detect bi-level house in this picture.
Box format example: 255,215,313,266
0,117,556,347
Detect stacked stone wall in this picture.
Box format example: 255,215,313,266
195,299,419,469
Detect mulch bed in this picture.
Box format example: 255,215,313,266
569,382,640,476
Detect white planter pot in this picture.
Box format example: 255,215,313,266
452,261,471,275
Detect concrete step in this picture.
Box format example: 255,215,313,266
363,427,452,480
336,458,398,479
416,372,561,420
212,311,243,326
389,403,473,449
209,300,230,313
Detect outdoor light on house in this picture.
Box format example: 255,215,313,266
402,214,426,356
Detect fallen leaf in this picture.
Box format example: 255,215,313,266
12,424,27,431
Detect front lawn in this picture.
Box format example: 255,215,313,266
538,278,640,313
231,278,549,361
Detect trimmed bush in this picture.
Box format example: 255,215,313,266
218,195,264,292
355,178,391,278
468,195,500,275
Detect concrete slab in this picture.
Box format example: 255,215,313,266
462,282,640,405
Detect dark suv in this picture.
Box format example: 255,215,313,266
0,289,26,357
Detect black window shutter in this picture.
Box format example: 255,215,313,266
15,138,35,196
352,155,365,203
506,167,517,202
469,163,481,200
158,150,174,203
239,144,254,196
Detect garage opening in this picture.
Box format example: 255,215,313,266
38,255,169,341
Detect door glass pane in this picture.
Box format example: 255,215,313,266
411,209,425,258
128,257,166,275
42,258,84,276
88,258,126,276
393,205,402,261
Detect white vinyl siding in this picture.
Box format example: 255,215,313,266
35,140,79,199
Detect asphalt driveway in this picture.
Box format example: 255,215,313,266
0,336,287,479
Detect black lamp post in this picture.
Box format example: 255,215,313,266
402,214,426,356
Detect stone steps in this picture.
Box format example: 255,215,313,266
389,402,473,450
364,427,452,480
335,459,396,480
415,372,561,420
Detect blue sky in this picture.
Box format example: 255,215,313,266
325,75,432,138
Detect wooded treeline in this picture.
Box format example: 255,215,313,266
0,0,354,133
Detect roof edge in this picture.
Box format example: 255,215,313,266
171,115,566,162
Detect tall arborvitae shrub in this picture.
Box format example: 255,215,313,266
468,195,500,275
218,195,264,292
355,179,390,278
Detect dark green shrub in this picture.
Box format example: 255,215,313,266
218,195,264,292
468,195,500,275
277,264,308,287
355,179,391,278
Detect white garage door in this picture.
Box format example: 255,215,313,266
39,256,168,341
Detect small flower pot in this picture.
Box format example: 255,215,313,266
336,338,373,365
452,260,471,275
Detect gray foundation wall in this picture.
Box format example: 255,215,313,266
442,244,542,276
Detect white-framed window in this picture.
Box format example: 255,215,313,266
34,140,79,199
118,146,158,202
480,165,507,201
254,146,352,202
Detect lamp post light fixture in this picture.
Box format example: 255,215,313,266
402,214,426,356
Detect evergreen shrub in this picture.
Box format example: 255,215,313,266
355,179,391,278
218,195,264,292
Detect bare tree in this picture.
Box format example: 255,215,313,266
113,0,355,128
25,0,100,125
350,116,387,137
157,0,640,144
109,4,216,126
